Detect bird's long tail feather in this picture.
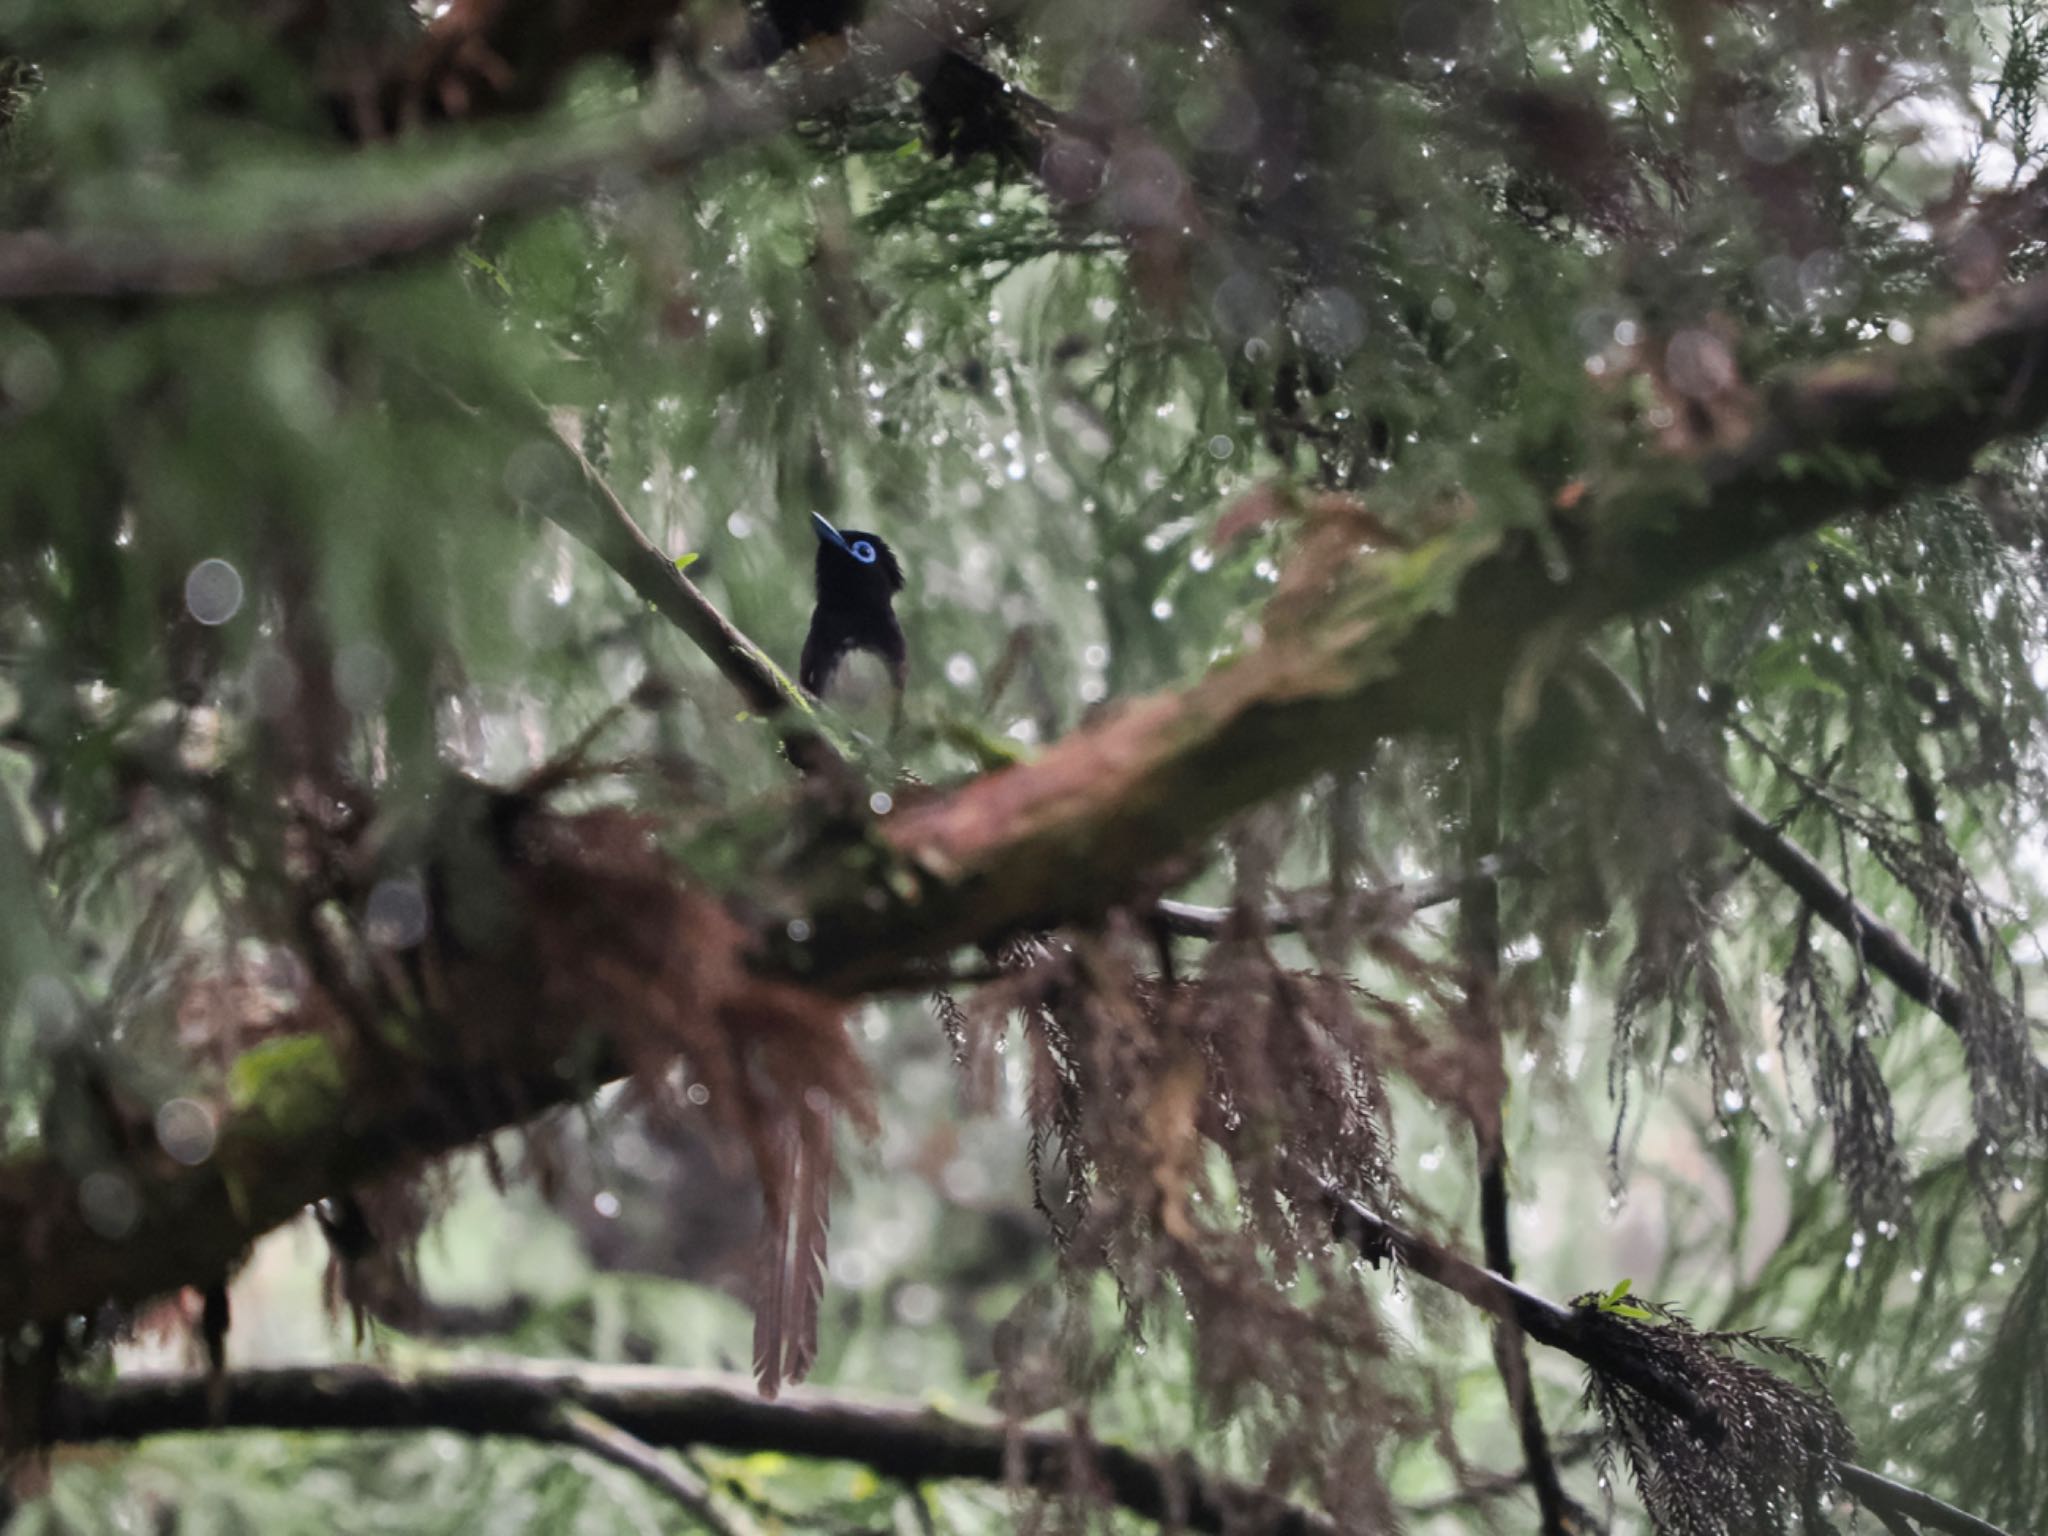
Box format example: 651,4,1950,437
752,1098,834,1398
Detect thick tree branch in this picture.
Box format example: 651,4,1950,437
0,1028,588,1329
807,271,2048,990
1324,1195,2012,1536
10,272,2048,1358
44,1362,1338,1536
0,1,994,301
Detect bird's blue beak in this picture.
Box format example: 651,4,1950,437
810,511,851,553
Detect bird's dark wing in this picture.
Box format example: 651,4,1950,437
800,612,853,698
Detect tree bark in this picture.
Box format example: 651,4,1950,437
8,270,2048,1339
47,1362,1339,1536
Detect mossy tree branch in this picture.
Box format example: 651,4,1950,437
6,271,2048,1347
1324,1194,2013,1536
801,272,2048,989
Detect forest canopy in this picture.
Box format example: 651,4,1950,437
2,1,2048,1534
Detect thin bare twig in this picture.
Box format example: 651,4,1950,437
1153,851,1537,939
549,1403,751,1536
1401,1430,1605,1519
1458,727,1575,1536
545,429,808,722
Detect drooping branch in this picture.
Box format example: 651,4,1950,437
1572,655,2045,1128
1324,1194,2012,1536
0,0,997,301
44,1362,1338,1536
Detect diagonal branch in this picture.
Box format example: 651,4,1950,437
540,428,810,722
11,269,2048,1357
1572,655,2045,1127
548,1402,749,1536
45,1362,1339,1536
1575,658,1972,1022
426,388,841,766
1324,1194,2012,1536
0,0,999,301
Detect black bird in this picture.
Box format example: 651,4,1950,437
800,512,906,725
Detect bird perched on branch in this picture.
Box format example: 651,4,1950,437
801,512,906,734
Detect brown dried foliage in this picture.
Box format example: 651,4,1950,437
431,799,872,1396
151,786,869,1401
952,920,1414,1526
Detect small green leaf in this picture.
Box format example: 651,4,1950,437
1607,1277,1633,1302
460,249,513,296
674,552,699,570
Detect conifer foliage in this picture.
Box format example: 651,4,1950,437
1,1,2047,1533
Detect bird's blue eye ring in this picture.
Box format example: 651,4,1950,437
851,539,877,564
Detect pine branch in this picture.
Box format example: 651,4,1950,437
0,0,1000,301
1324,1193,2013,1536
1574,655,2045,1127
45,1362,1340,1536
10,268,2048,1362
